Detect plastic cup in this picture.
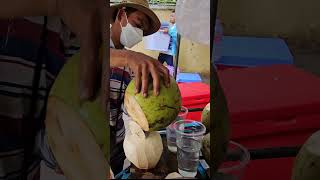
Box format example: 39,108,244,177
166,106,189,153
174,120,206,177
218,141,251,180
178,106,189,120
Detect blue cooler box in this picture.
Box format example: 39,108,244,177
215,36,293,69
176,73,202,83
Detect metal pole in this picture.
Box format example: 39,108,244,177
174,33,181,80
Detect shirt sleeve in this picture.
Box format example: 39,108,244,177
169,25,177,41
168,25,178,55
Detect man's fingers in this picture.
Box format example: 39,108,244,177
135,66,142,94
141,64,149,97
149,64,160,96
79,12,101,101
157,63,170,87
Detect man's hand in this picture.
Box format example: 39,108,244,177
126,51,170,97
50,0,109,113
110,48,171,98
51,0,107,102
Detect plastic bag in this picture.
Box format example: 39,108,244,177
175,0,210,46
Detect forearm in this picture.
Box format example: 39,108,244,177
0,0,54,18
110,48,129,67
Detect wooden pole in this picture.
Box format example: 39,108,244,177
174,33,181,80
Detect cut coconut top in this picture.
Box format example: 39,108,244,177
46,97,108,180
125,94,149,131
165,172,183,179
123,121,163,170
128,121,146,139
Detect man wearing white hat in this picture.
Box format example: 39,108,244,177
0,0,169,178
108,0,170,175
0,0,213,178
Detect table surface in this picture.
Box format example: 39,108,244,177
128,135,255,180
127,135,209,179
120,134,245,180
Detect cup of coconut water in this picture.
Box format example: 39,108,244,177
166,106,188,153
174,120,206,178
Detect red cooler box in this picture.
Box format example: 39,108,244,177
178,82,210,121
217,65,320,180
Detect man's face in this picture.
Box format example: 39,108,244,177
170,12,175,24
112,9,150,48
118,9,150,34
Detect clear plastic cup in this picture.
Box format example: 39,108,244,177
217,141,251,180
166,106,189,153
174,120,206,178
178,106,189,120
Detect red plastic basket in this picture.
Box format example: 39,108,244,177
178,82,210,121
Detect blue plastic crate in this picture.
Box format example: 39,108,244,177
216,36,293,67
176,73,202,83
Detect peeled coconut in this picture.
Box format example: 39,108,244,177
45,51,108,180
165,172,183,179
201,103,210,133
123,121,163,169
124,77,181,131
292,130,320,180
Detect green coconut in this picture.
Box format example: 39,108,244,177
201,103,210,133
45,51,109,180
202,133,210,163
200,95,230,172
292,130,320,180
124,77,182,131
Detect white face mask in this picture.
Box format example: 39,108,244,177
119,12,143,48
